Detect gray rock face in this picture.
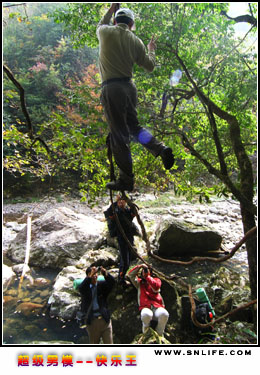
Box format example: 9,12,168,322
7,207,106,269
48,265,83,320
155,218,222,257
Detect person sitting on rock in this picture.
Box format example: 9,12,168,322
78,266,115,344
127,264,169,336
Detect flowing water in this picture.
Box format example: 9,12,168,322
3,266,87,345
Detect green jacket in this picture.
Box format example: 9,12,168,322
97,10,156,82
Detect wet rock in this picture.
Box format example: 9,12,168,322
3,295,17,308
32,297,44,304
33,278,52,288
216,295,233,315
12,264,30,275
16,302,45,317
40,290,51,298
5,288,19,297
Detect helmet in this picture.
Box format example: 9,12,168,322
115,8,135,22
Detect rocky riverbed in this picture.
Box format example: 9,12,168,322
2,193,257,345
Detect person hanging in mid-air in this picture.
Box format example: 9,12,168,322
97,4,175,192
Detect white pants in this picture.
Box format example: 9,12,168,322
141,307,169,336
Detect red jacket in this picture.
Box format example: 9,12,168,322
128,265,165,310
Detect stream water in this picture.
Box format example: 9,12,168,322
3,265,87,345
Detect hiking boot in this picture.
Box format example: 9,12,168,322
160,147,175,170
106,179,134,192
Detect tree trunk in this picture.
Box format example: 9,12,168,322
241,204,257,329
175,53,257,326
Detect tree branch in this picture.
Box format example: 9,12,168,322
179,130,256,215
3,3,26,8
4,64,50,154
173,54,256,216
4,64,34,139
220,10,257,27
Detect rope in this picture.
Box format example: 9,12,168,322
106,135,189,288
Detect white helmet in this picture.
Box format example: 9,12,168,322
115,8,135,22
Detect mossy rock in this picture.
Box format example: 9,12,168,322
132,328,171,344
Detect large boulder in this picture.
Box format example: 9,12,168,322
154,218,222,257
3,222,26,254
76,247,119,270
7,207,106,269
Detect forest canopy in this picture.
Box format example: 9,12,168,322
3,2,257,204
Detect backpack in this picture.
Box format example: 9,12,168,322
195,302,211,324
192,302,215,340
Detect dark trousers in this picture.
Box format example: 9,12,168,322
101,81,164,181
117,233,135,278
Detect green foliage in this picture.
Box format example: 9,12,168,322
52,3,108,48
3,3,97,127
3,3,257,204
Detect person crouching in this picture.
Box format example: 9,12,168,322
127,264,169,337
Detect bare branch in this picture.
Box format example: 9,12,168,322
4,64,34,139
